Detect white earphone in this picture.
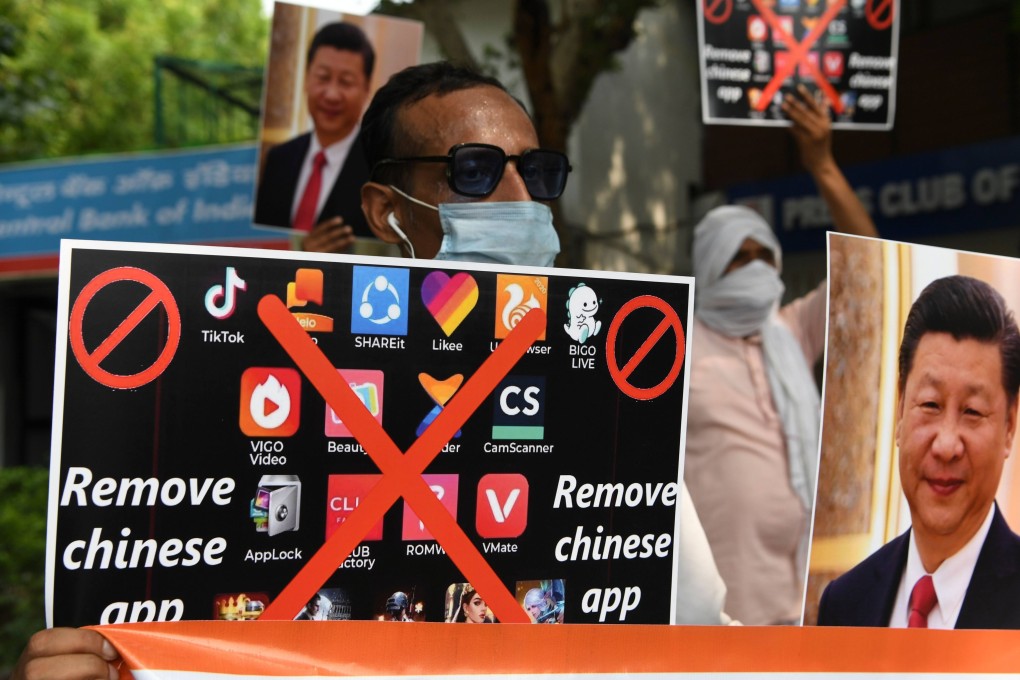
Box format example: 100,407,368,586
387,212,415,259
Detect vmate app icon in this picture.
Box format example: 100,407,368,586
240,368,301,437
476,474,528,538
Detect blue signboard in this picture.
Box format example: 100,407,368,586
727,136,1020,251
0,144,284,267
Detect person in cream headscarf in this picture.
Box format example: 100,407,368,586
684,85,877,625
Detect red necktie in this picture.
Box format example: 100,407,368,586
293,150,327,232
907,575,938,628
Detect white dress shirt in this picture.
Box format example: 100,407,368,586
888,503,995,629
289,125,360,224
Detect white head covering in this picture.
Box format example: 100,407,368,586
691,205,819,516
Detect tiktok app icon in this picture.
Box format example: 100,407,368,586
476,474,528,539
240,368,301,437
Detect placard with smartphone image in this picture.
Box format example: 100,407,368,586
46,241,693,627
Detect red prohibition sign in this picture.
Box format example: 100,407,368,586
69,267,181,390
256,294,541,624
703,0,733,25
866,0,894,31
605,295,686,401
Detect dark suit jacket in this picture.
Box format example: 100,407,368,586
817,505,1020,629
254,131,370,236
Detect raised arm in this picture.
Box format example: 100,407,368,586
782,84,878,238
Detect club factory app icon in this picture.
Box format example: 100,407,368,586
351,266,409,336
287,268,333,333
495,274,548,341
240,368,301,437
477,474,529,538
402,474,459,541
250,475,301,536
326,475,384,541
492,375,546,440
325,369,384,437
204,266,246,319
416,373,463,438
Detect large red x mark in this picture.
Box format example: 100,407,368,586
256,294,539,623
751,0,846,114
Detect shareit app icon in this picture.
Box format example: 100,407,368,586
351,266,409,336
492,375,546,440
495,274,547,341
240,368,301,437
477,474,529,538
402,474,459,541
325,369,384,437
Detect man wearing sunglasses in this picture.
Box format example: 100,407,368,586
12,62,732,680
356,62,567,265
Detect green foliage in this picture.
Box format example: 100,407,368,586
0,0,268,162
0,466,48,673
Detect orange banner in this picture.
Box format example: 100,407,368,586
96,621,1020,677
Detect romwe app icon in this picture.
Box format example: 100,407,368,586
493,376,545,440
402,474,459,541
325,369,383,437
250,475,301,536
326,474,383,540
205,267,246,319
287,268,333,333
495,274,548,341
416,373,464,438
563,283,602,344
351,266,409,336
477,473,528,539
240,368,301,437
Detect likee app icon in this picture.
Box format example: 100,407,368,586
287,268,333,333
495,274,548,341
477,474,529,538
325,369,384,437
326,475,384,541
402,474,458,541
204,266,246,320
492,375,546,440
351,266,409,336
240,368,301,437
250,475,301,536
421,271,478,336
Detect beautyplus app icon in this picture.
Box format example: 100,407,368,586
351,266,409,336
325,369,384,437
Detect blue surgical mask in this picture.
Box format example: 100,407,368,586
389,186,560,267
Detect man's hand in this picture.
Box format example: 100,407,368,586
301,217,354,254
782,84,835,176
13,628,119,680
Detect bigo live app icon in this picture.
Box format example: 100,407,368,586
240,368,301,437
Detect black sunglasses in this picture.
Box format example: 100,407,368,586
372,143,572,200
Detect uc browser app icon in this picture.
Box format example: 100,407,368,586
495,274,547,341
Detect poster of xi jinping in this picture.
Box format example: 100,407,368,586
46,241,693,628
697,0,899,129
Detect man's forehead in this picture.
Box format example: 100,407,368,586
309,46,365,71
398,85,536,153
